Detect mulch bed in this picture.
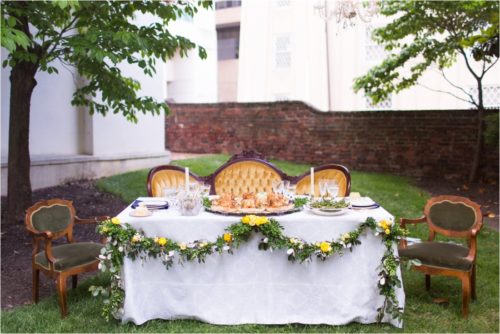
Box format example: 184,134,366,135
1,178,498,310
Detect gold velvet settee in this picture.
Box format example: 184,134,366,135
147,151,351,197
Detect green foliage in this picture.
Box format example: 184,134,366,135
92,215,406,323
485,112,499,145
1,0,212,122
354,0,499,107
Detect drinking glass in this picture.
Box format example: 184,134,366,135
200,184,211,197
286,183,297,198
327,180,339,198
319,179,328,198
188,182,200,194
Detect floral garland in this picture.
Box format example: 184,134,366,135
90,215,407,323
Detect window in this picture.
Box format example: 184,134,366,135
275,34,291,69
469,85,500,109
365,25,386,61
275,0,291,8
215,0,241,10
217,26,240,60
365,96,392,110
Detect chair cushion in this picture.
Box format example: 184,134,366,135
295,169,349,197
151,170,199,197
398,241,472,271
35,242,103,271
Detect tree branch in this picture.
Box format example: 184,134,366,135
417,82,477,107
439,68,477,103
458,46,480,80
481,57,499,78
45,16,78,58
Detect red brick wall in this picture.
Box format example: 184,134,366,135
166,101,499,180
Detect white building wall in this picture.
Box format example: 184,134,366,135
1,49,81,157
166,7,217,103
236,0,499,111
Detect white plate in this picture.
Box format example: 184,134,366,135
129,210,153,217
308,208,348,216
350,197,376,207
140,200,168,206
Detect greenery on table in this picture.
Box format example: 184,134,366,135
91,215,406,323
4,155,498,332
309,198,350,209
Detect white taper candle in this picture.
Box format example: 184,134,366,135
310,167,314,197
185,167,189,192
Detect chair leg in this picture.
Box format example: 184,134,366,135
32,269,40,303
461,275,471,318
425,274,431,291
72,275,78,289
471,264,476,300
56,275,68,318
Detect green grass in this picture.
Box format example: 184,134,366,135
3,155,498,333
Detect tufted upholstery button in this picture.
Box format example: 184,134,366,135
214,161,282,196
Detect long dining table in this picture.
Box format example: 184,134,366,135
116,197,405,327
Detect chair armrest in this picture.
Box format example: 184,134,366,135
75,215,110,225
398,216,426,248
26,228,53,240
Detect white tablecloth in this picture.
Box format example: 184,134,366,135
117,198,405,327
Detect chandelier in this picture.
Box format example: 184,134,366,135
314,0,379,27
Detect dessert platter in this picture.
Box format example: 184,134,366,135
206,192,300,216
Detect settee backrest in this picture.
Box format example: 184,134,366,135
147,151,351,197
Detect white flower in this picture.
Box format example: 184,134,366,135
98,262,103,269
379,277,386,285
222,245,230,251
118,246,123,252
263,237,269,243
287,249,294,255
298,244,304,250
98,255,106,260
168,251,175,257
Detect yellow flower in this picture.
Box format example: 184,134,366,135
256,217,269,226
223,233,233,243
341,233,350,242
289,238,297,244
178,243,187,250
385,229,391,235
154,237,159,243
102,226,109,233
131,234,141,243
158,237,167,246
241,216,251,224
378,219,392,231
111,217,121,225
320,241,332,253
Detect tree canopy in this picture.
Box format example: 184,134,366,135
1,0,212,122
353,0,499,107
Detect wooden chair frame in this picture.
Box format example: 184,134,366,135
399,195,483,317
147,150,351,196
25,199,109,318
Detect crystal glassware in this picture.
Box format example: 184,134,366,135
319,179,328,198
327,180,339,198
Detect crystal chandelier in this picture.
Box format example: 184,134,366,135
314,0,379,27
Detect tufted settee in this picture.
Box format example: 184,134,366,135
147,151,351,197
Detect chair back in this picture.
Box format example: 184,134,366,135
147,165,201,197
212,160,284,196
424,195,482,238
295,164,351,197
25,199,76,240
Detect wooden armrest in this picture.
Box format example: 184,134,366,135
398,216,426,248
27,228,53,240
75,215,110,224
399,216,426,227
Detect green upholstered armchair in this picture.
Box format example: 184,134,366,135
25,199,109,318
398,195,483,317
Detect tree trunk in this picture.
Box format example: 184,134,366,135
468,76,485,183
6,61,38,224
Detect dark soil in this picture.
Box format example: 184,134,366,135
1,180,126,310
1,178,498,310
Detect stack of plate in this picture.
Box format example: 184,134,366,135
350,197,379,210
131,200,169,210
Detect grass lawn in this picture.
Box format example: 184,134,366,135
2,154,498,333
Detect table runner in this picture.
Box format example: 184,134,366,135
117,198,405,327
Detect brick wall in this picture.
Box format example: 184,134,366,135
166,101,499,180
